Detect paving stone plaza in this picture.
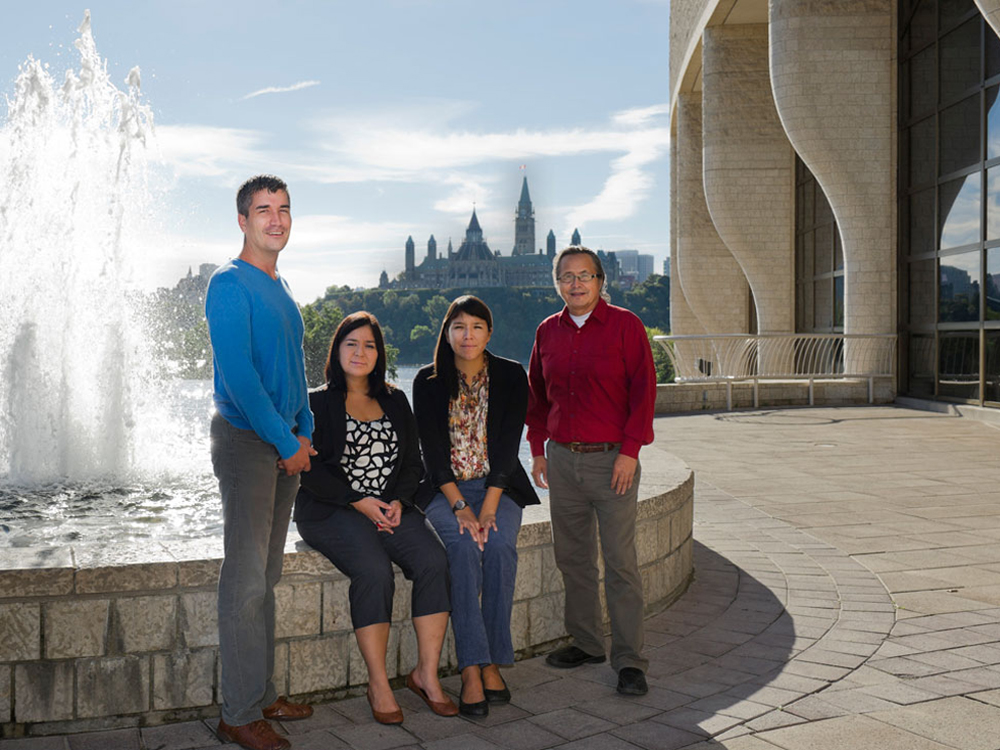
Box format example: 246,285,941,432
7,404,1000,749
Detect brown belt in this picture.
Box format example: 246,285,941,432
556,441,620,454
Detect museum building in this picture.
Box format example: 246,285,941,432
670,0,1000,406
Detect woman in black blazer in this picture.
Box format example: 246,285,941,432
413,295,540,717
295,312,457,725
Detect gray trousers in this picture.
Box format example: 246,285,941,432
211,413,299,726
547,441,648,672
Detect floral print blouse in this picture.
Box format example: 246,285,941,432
449,367,490,481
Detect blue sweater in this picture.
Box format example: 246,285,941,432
205,259,314,459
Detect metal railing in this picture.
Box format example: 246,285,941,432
653,333,897,409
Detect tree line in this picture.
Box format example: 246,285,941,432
147,273,672,387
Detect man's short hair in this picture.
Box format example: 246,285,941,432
553,245,611,301
237,175,289,217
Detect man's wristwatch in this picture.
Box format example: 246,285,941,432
452,499,468,513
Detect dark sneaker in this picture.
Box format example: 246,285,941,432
545,645,607,669
617,667,648,696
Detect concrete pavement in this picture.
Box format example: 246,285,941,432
5,404,1000,750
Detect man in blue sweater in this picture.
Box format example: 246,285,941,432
206,175,316,750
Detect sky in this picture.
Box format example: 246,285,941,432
1,1,672,304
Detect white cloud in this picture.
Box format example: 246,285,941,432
153,125,267,179
612,103,670,127
242,80,320,100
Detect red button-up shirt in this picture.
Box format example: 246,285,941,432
526,298,656,459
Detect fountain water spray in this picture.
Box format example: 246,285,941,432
0,11,157,485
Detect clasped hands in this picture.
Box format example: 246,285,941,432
351,496,403,533
276,435,318,476
455,505,497,551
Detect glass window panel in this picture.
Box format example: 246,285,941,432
940,18,982,103
988,25,1000,79
939,173,982,249
803,180,815,229
802,231,815,280
938,331,980,400
799,277,815,332
988,168,1000,240
986,331,1000,402
988,86,1000,159
940,0,975,30
833,275,845,328
908,333,936,397
815,186,834,227
987,246,1000,320
834,229,844,271
815,223,833,275
910,188,936,254
939,249,981,322
910,117,936,187
940,95,980,174
908,0,936,53
910,47,937,119
910,257,937,326
814,278,833,330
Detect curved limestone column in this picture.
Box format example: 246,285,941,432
668,130,706,380
702,24,794,374
770,0,895,364
976,1,1000,39
676,91,750,341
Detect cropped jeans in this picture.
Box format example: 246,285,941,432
210,413,299,727
424,478,523,670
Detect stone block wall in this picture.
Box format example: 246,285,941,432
0,452,694,737
655,379,894,414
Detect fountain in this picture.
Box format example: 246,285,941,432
0,12,216,547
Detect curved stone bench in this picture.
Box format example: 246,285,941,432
0,447,692,736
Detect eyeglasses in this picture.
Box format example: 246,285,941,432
556,271,601,285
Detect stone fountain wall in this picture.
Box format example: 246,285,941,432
0,448,692,736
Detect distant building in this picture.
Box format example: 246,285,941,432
616,250,639,278
397,178,555,289
571,228,581,245
546,230,556,258
662,257,670,278
512,177,535,256
637,254,655,283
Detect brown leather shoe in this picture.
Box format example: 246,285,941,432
366,686,404,725
406,671,459,717
262,695,313,721
216,719,290,750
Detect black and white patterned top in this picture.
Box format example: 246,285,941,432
340,415,399,498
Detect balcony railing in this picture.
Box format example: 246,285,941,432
653,333,897,408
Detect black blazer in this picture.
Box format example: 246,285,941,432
412,352,540,509
293,385,423,523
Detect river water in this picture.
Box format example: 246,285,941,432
0,366,541,548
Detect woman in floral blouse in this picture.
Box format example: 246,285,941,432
413,295,540,717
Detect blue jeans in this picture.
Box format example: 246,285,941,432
211,413,299,726
424,479,522,670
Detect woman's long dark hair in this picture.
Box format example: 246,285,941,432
431,295,493,399
325,311,389,396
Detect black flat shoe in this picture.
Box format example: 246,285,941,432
545,645,606,669
459,698,489,717
483,676,510,704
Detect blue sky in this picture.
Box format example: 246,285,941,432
2,1,671,303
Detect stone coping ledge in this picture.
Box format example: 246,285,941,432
0,447,693,736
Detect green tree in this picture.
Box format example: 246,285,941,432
301,301,344,387
646,326,674,383
423,294,450,329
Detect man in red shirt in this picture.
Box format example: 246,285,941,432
527,246,656,696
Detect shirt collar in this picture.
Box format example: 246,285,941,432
558,297,608,327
